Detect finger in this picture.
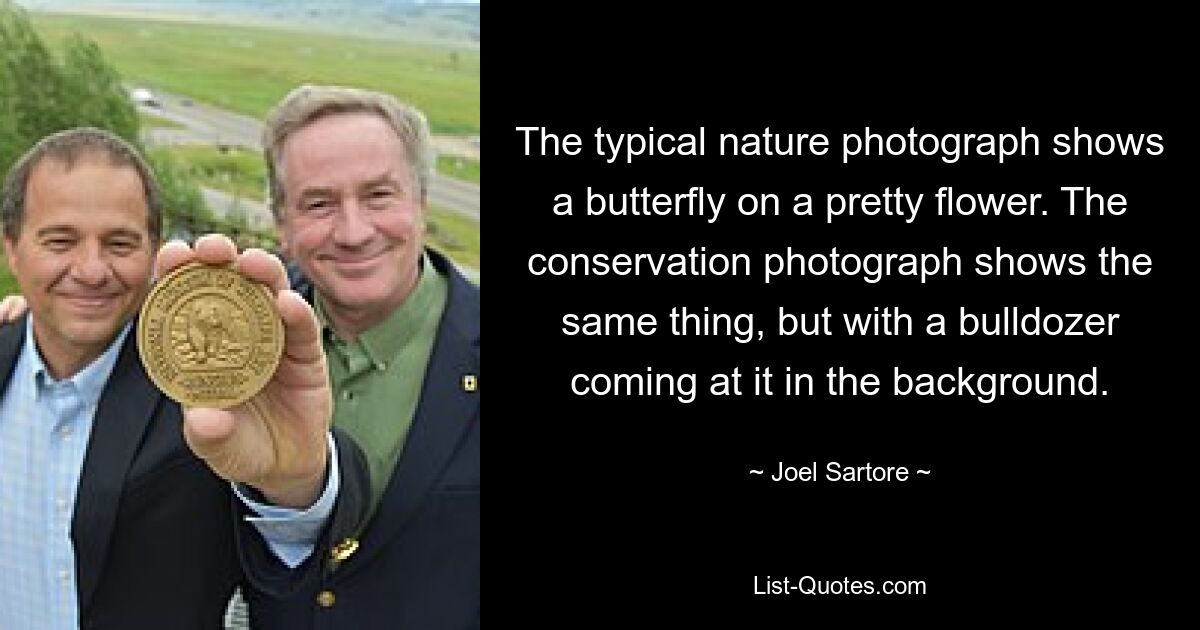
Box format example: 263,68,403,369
155,239,196,279
0,295,28,323
277,289,325,366
193,233,238,266
236,248,289,293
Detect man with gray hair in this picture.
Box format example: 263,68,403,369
240,85,480,629
0,127,350,628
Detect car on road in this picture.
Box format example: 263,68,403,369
130,87,161,107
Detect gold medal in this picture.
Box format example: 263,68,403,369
137,263,283,408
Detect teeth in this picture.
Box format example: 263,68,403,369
69,297,114,306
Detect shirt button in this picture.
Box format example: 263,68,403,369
56,498,69,512
316,590,336,608
59,425,73,436
375,361,387,371
58,570,70,582
342,390,354,401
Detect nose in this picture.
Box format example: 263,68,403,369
332,199,376,249
70,243,112,286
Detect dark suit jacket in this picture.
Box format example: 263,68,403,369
0,317,239,629
1,317,368,629
247,248,480,629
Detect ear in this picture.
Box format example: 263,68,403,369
274,212,292,257
278,232,293,262
2,233,17,276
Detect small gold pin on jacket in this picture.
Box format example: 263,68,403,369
330,538,359,563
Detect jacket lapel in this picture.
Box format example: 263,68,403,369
0,317,26,393
337,252,480,576
71,327,164,614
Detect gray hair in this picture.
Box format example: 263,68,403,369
2,127,162,241
263,84,434,221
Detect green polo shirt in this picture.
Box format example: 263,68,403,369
317,254,448,521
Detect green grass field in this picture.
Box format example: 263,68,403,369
436,155,479,184
31,13,480,135
156,145,267,201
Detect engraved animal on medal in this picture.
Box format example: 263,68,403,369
170,295,251,369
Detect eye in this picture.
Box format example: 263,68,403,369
107,238,140,255
300,198,335,216
364,187,398,209
42,237,75,252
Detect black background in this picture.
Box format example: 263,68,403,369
488,12,1191,624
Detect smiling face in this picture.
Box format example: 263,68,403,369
2,154,155,378
277,112,426,338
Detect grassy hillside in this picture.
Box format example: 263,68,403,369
31,12,480,135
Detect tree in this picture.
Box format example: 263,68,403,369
59,35,139,144
0,1,69,144
149,150,213,241
2,0,211,240
0,100,20,176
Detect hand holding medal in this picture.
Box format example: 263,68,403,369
144,234,332,508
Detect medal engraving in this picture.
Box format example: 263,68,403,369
138,263,283,408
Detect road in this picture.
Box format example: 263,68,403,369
139,90,480,220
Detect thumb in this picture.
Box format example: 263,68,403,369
181,407,237,465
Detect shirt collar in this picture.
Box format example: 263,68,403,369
24,317,132,407
317,251,443,366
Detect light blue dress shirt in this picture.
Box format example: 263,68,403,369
0,320,337,629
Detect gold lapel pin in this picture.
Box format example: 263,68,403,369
330,538,359,563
